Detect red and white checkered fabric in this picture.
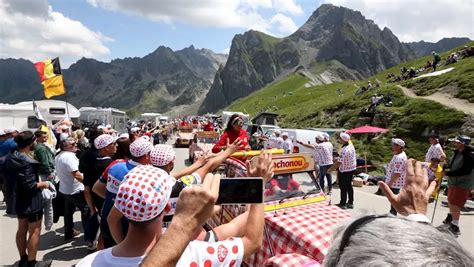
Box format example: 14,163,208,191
225,157,247,177
245,201,351,266
150,144,176,167
265,253,320,267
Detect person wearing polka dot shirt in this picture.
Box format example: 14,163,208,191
385,138,408,215
77,152,273,267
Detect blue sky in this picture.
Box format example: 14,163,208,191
49,0,319,60
1,0,472,68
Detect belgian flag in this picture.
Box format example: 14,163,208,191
34,58,66,98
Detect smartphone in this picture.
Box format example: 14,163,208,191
216,177,264,204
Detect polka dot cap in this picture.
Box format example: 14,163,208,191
114,165,174,222
94,134,115,149
129,138,153,158
150,144,176,167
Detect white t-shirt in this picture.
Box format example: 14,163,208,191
176,238,244,266
55,151,84,195
76,238,244,267
425,143,444,163
338,144,357,172
76,247,145,267
283,139,293,154
385,151,408,189
314,142,333,166
267,136,283,149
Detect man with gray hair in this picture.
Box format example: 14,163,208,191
324,159,473,266
55,137,89,240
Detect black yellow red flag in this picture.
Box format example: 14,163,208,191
34,58,65,98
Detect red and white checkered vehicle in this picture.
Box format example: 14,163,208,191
209,153,351,266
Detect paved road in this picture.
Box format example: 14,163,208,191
1,143,473,266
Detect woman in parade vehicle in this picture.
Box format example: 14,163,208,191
212,113,250,153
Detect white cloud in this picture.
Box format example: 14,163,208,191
273,0,303,15
87,0,300,35
0,0,112,67
324,0,474,42
270,13,299,35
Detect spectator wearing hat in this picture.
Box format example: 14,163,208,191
4,131,52,267
298,134,334,194
261,129,283,149
443,135,473,236
129,127,141,143
92,138,152,248
33,130,56,231
79,151,273,267
281,132,293,154
425,133,446,163
56,137,89,240
1,128,19,214
328,133,357,209
385,138,408,215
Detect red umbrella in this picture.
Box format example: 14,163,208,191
347,125,388,134
346,125,388,173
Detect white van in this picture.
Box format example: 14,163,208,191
272,128,325,154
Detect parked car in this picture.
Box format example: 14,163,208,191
208,152,351,266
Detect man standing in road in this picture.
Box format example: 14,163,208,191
328,132,356,209
282,132,293,154
55,137,89,240
297,134,333,194
443,135,473,236
425,133,446,163
385,138,408,215
34,130,56,231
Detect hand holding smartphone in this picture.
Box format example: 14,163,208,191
216,177,264,204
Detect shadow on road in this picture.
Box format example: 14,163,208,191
43,245,90,262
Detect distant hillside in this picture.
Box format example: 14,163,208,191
199,4,414,113
226,42,474,163
0,46,227,117
405,37,471,57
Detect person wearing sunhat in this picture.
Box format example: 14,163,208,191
385,138,408,215
281,132,293,154
425,133,446,163
328,132,357,209
443,135,473,236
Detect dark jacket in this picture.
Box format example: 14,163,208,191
446,146,473,177
5,151,44,215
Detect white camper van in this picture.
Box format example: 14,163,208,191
79,107,128,133
0,100,80,131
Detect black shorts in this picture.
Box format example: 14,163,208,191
17,211,43,223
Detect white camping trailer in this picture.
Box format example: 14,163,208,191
141,113,161,125
0,100,80,131
79,107,128,133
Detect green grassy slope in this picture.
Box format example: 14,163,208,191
226,42,472,164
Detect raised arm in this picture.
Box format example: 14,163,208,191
194,138,242,180
170,154,207,179
141,173,221,267
296,140,315,149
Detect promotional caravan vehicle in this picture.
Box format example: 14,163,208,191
79,107,128,133
209,152,351,266
0,100,80,131
188,131,219,162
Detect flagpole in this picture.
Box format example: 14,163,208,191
62,75,70,119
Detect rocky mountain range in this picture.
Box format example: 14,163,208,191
405,37,471,57
198,4,416,113
0,46,227,116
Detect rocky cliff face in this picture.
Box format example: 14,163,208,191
405,37,471,57
199,4,415,113
0,46,227,116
